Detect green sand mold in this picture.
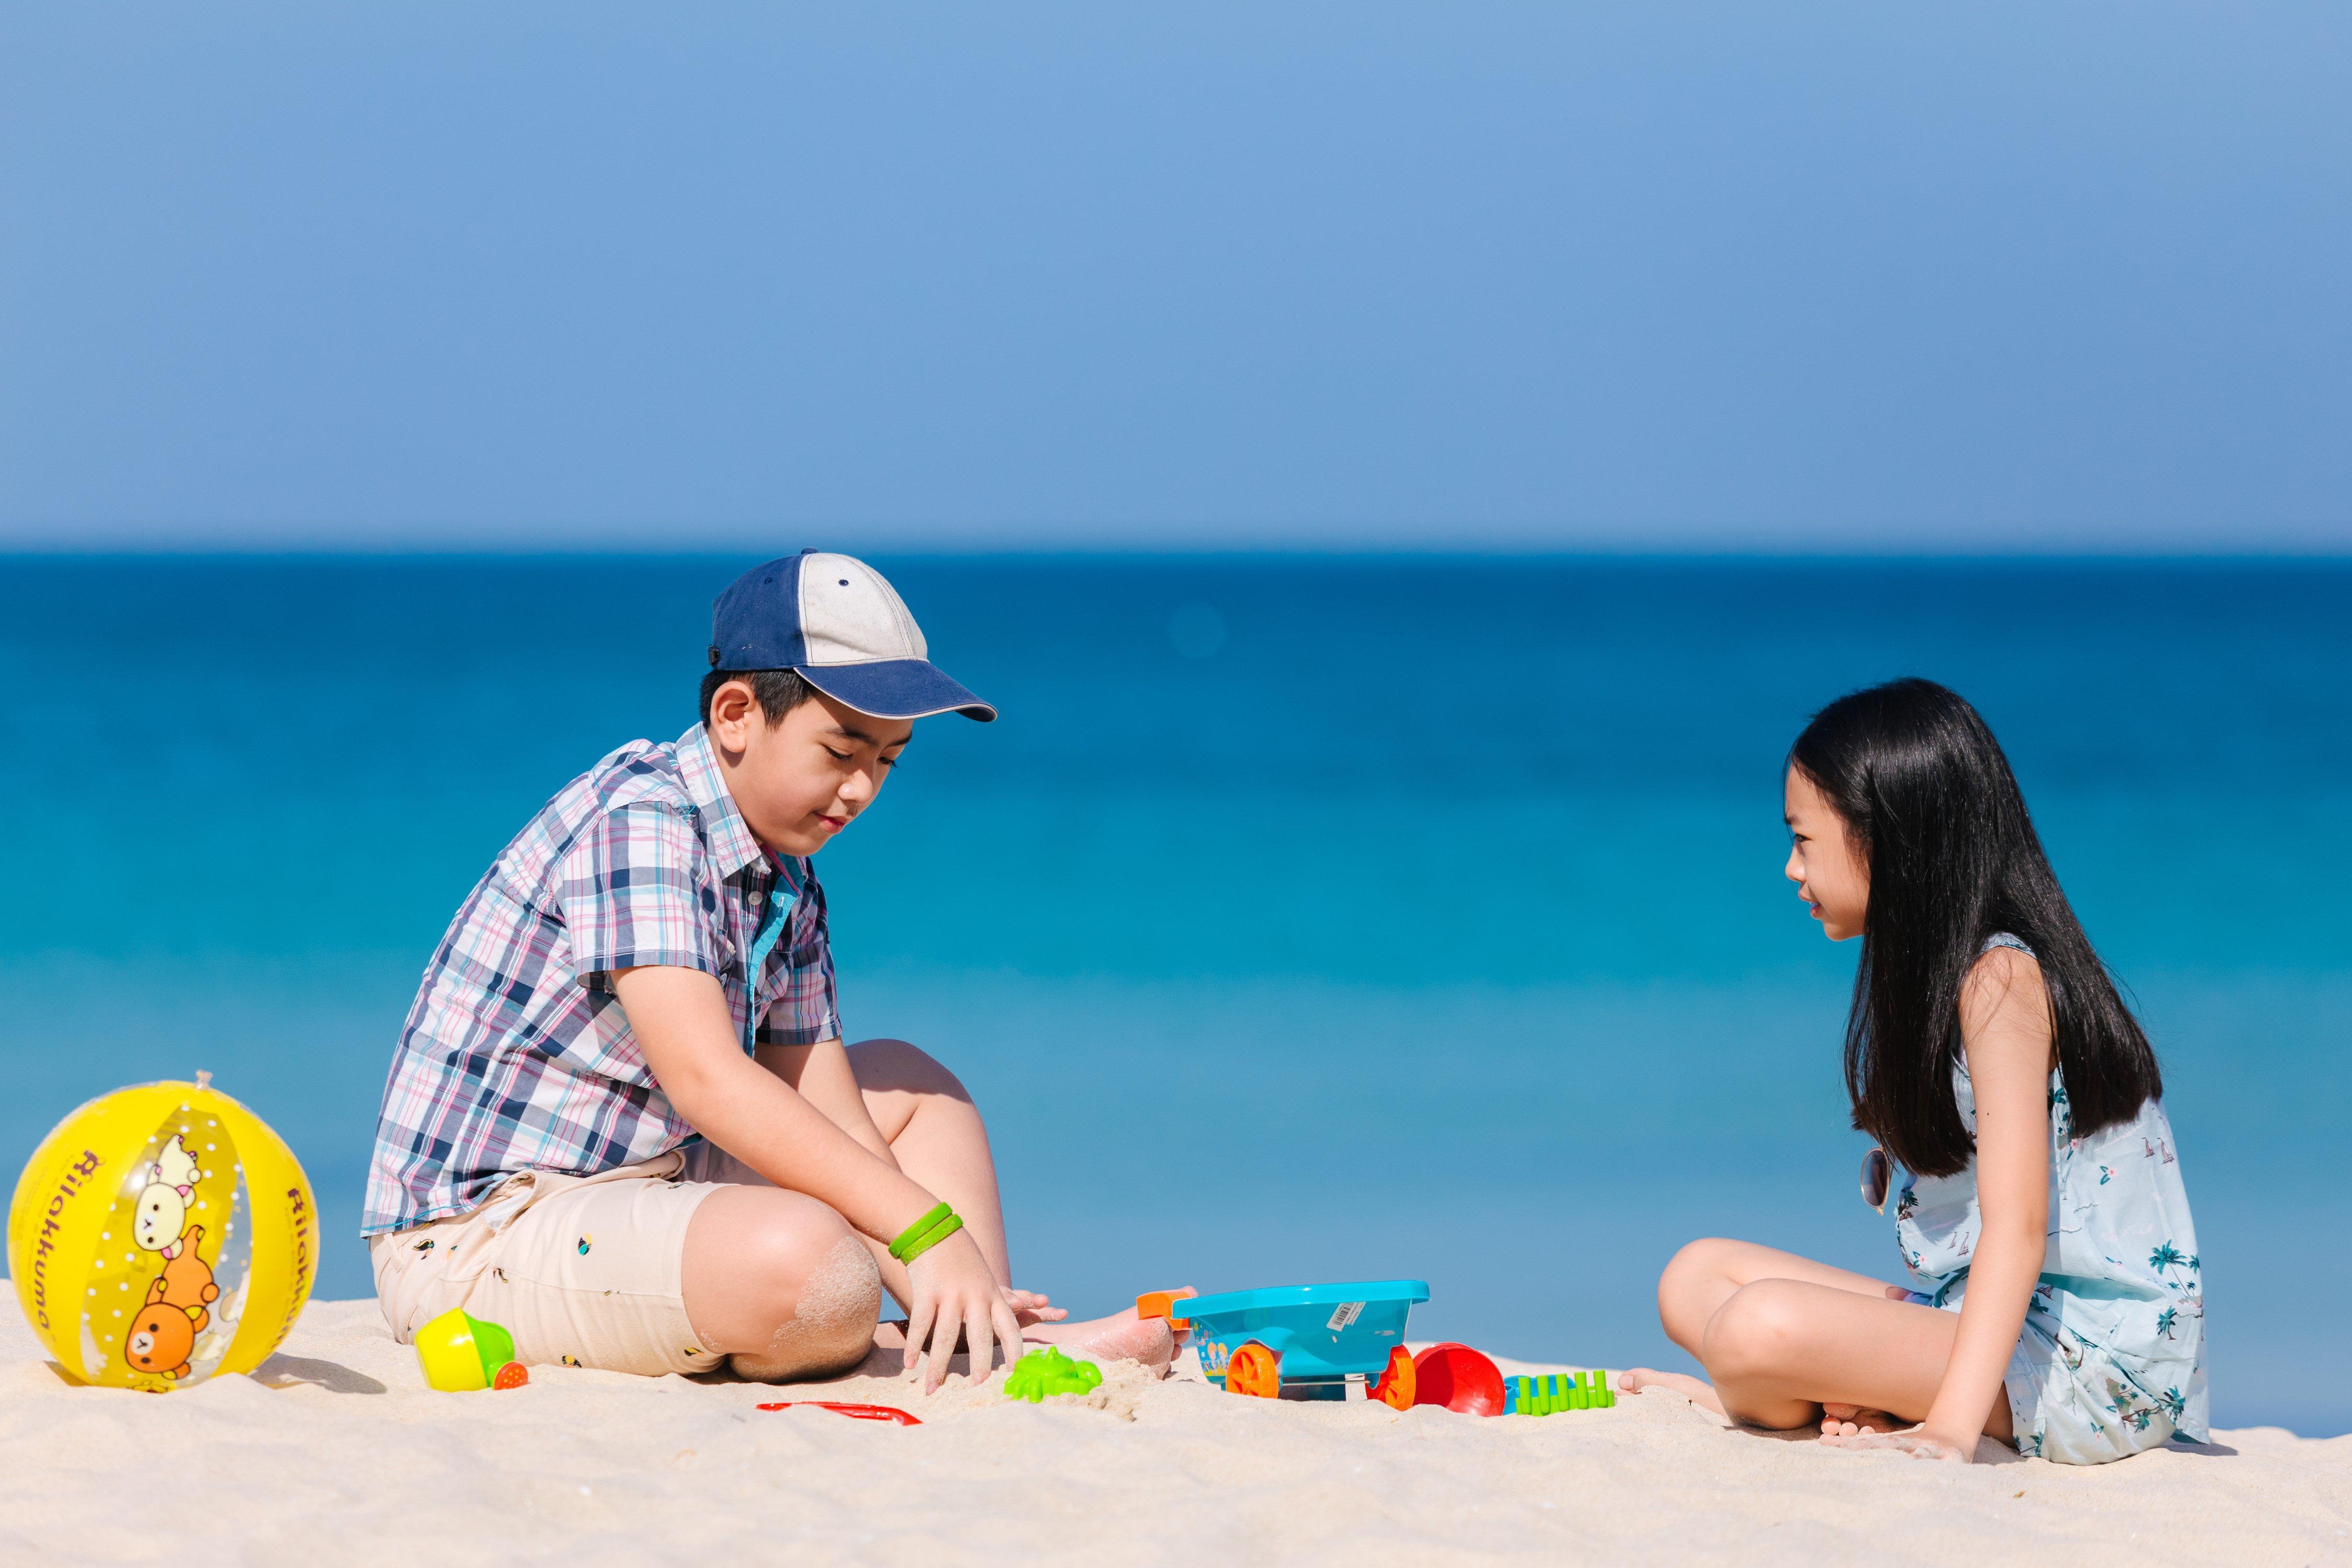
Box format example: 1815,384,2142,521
1002,1346,1104,1403
1507,1370,1615,1416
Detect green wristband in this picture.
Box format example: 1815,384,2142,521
898,1212,963,1266
900,1209,961,1261
888,1203,954,1262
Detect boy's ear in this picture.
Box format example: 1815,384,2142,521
707,678,759,748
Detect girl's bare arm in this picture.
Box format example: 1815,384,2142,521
1922,946,2053,1457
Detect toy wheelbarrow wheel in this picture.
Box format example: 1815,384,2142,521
1224,1340,1281,1398
1367,1345,1416,1411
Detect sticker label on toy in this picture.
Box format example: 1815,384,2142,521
1326,1301,1364,1332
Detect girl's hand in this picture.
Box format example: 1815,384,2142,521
1004,1286,1066,1326
902,1229,1024,1393
1821,1425,1973,1463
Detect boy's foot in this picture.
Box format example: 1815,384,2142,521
1819,1401,1902,1437
1020,1306,1175,1377
1619,1367,1725,1414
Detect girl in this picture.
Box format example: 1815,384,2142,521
1624,678,2207,1463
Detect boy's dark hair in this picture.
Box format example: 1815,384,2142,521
700,666,816,728
1791,677,2162,1178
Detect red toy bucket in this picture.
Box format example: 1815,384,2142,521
1411,1342,1505,1416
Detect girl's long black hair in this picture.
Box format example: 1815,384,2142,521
1790,678,2161,1176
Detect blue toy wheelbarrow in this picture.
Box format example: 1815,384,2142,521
1168,1281,1429,1405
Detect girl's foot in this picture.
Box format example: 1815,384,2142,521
1620,1367,1725,1415
1819,1401,1903,1438
1020,1306,1175,1376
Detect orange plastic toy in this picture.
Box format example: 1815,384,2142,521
1224,1341,1282,1398
1367,1345,1417,1410
1135,1288,1198,1342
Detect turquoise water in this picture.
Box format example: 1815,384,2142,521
2,556,2345,1434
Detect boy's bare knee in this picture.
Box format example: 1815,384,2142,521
688,1190,883,1378
738,1200,859,1291
848,1037,972,1103
732,1221,883,1383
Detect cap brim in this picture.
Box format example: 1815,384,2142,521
797,660,997,722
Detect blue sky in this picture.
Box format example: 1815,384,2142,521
2,3,2346,552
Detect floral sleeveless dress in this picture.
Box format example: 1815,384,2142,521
1892,935,2209,1463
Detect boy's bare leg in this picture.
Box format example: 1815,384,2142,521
848,1039,1021,1289
1624,1239,2004,1440
851,1039,1174,1373
681,1186,885,1382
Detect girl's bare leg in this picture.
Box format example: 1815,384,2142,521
1629,1238,1921,1434
1689,1278,2013,1442
851,1039,1174,1372
1627,1239,2011,1442
1653,1238,1903,1353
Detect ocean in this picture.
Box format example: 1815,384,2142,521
2,555,2345,1435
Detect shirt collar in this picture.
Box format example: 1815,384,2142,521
674,722,768,881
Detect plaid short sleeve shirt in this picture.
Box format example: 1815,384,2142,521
363,722,840,1236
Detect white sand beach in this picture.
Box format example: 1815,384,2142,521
1,1295,2343,1567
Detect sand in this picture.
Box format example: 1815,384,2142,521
1,1295,2344,1567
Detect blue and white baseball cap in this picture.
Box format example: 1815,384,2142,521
710,550,997,722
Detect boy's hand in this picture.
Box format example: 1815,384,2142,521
1005,1286,1065,1325
904,1228,1023,1393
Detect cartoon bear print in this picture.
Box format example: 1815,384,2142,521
125,1300,197,1381
131,1135,204,1259
132,1184,187,1257
147,1225,221,1334
151,1134,200,1193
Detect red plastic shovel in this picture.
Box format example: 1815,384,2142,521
756,1401,923,1426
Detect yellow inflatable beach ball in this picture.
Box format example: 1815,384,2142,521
8,1078,317,1391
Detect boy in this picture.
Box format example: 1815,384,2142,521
363,551,1170,1390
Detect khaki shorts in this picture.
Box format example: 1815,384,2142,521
371,1150,737,1378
